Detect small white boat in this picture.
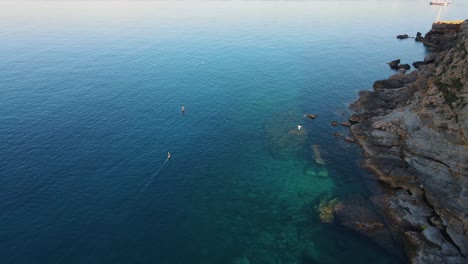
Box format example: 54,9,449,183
430,0,450,6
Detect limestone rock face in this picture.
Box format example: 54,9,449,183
350,20,468,262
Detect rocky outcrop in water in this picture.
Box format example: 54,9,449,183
397,34,410,39
415,32,423,42
423,21,465,51
350,20,468,263
388,59,401,70
398,63,411,70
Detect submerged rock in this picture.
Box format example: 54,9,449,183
258,232,275,247
317,198,340,223
306,114,317,119
305,169,317,177
288,127,306,136
301,243,319,264
318,170,328,178
335,202,384,233
341,121,351,127
330,121,338,126
263,113,308,159
232,257,250,264
312,145,325,165
333,132,344,137
333,196,399,254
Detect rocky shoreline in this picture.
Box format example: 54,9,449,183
347,20,468,263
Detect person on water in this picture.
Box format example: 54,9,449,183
167,152,171,160
181,105,185,114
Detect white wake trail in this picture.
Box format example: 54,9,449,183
139,158,169,193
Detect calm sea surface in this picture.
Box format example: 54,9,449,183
0,1,466,263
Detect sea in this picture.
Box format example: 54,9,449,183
0,0,466,263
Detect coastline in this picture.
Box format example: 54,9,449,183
347,20,468,263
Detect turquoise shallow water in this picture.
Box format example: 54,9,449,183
0,1,467,263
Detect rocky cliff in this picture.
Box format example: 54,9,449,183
349,20,468,263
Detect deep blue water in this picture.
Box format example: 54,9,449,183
0,1,466,263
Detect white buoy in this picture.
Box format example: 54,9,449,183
297,125,302,130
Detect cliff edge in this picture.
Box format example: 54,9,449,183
350,20,468,263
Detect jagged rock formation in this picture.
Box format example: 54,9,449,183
397,34,410,39
388,59,401,70
350,20,468,263
415,32,423,42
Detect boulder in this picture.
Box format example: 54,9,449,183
398,64,411,70
373,79,404,89
349,114,365,123
424,54,436,63
387,59,400,69
306,114,317,119
341,121,351,126
397,34,409,39
413,61,427,69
